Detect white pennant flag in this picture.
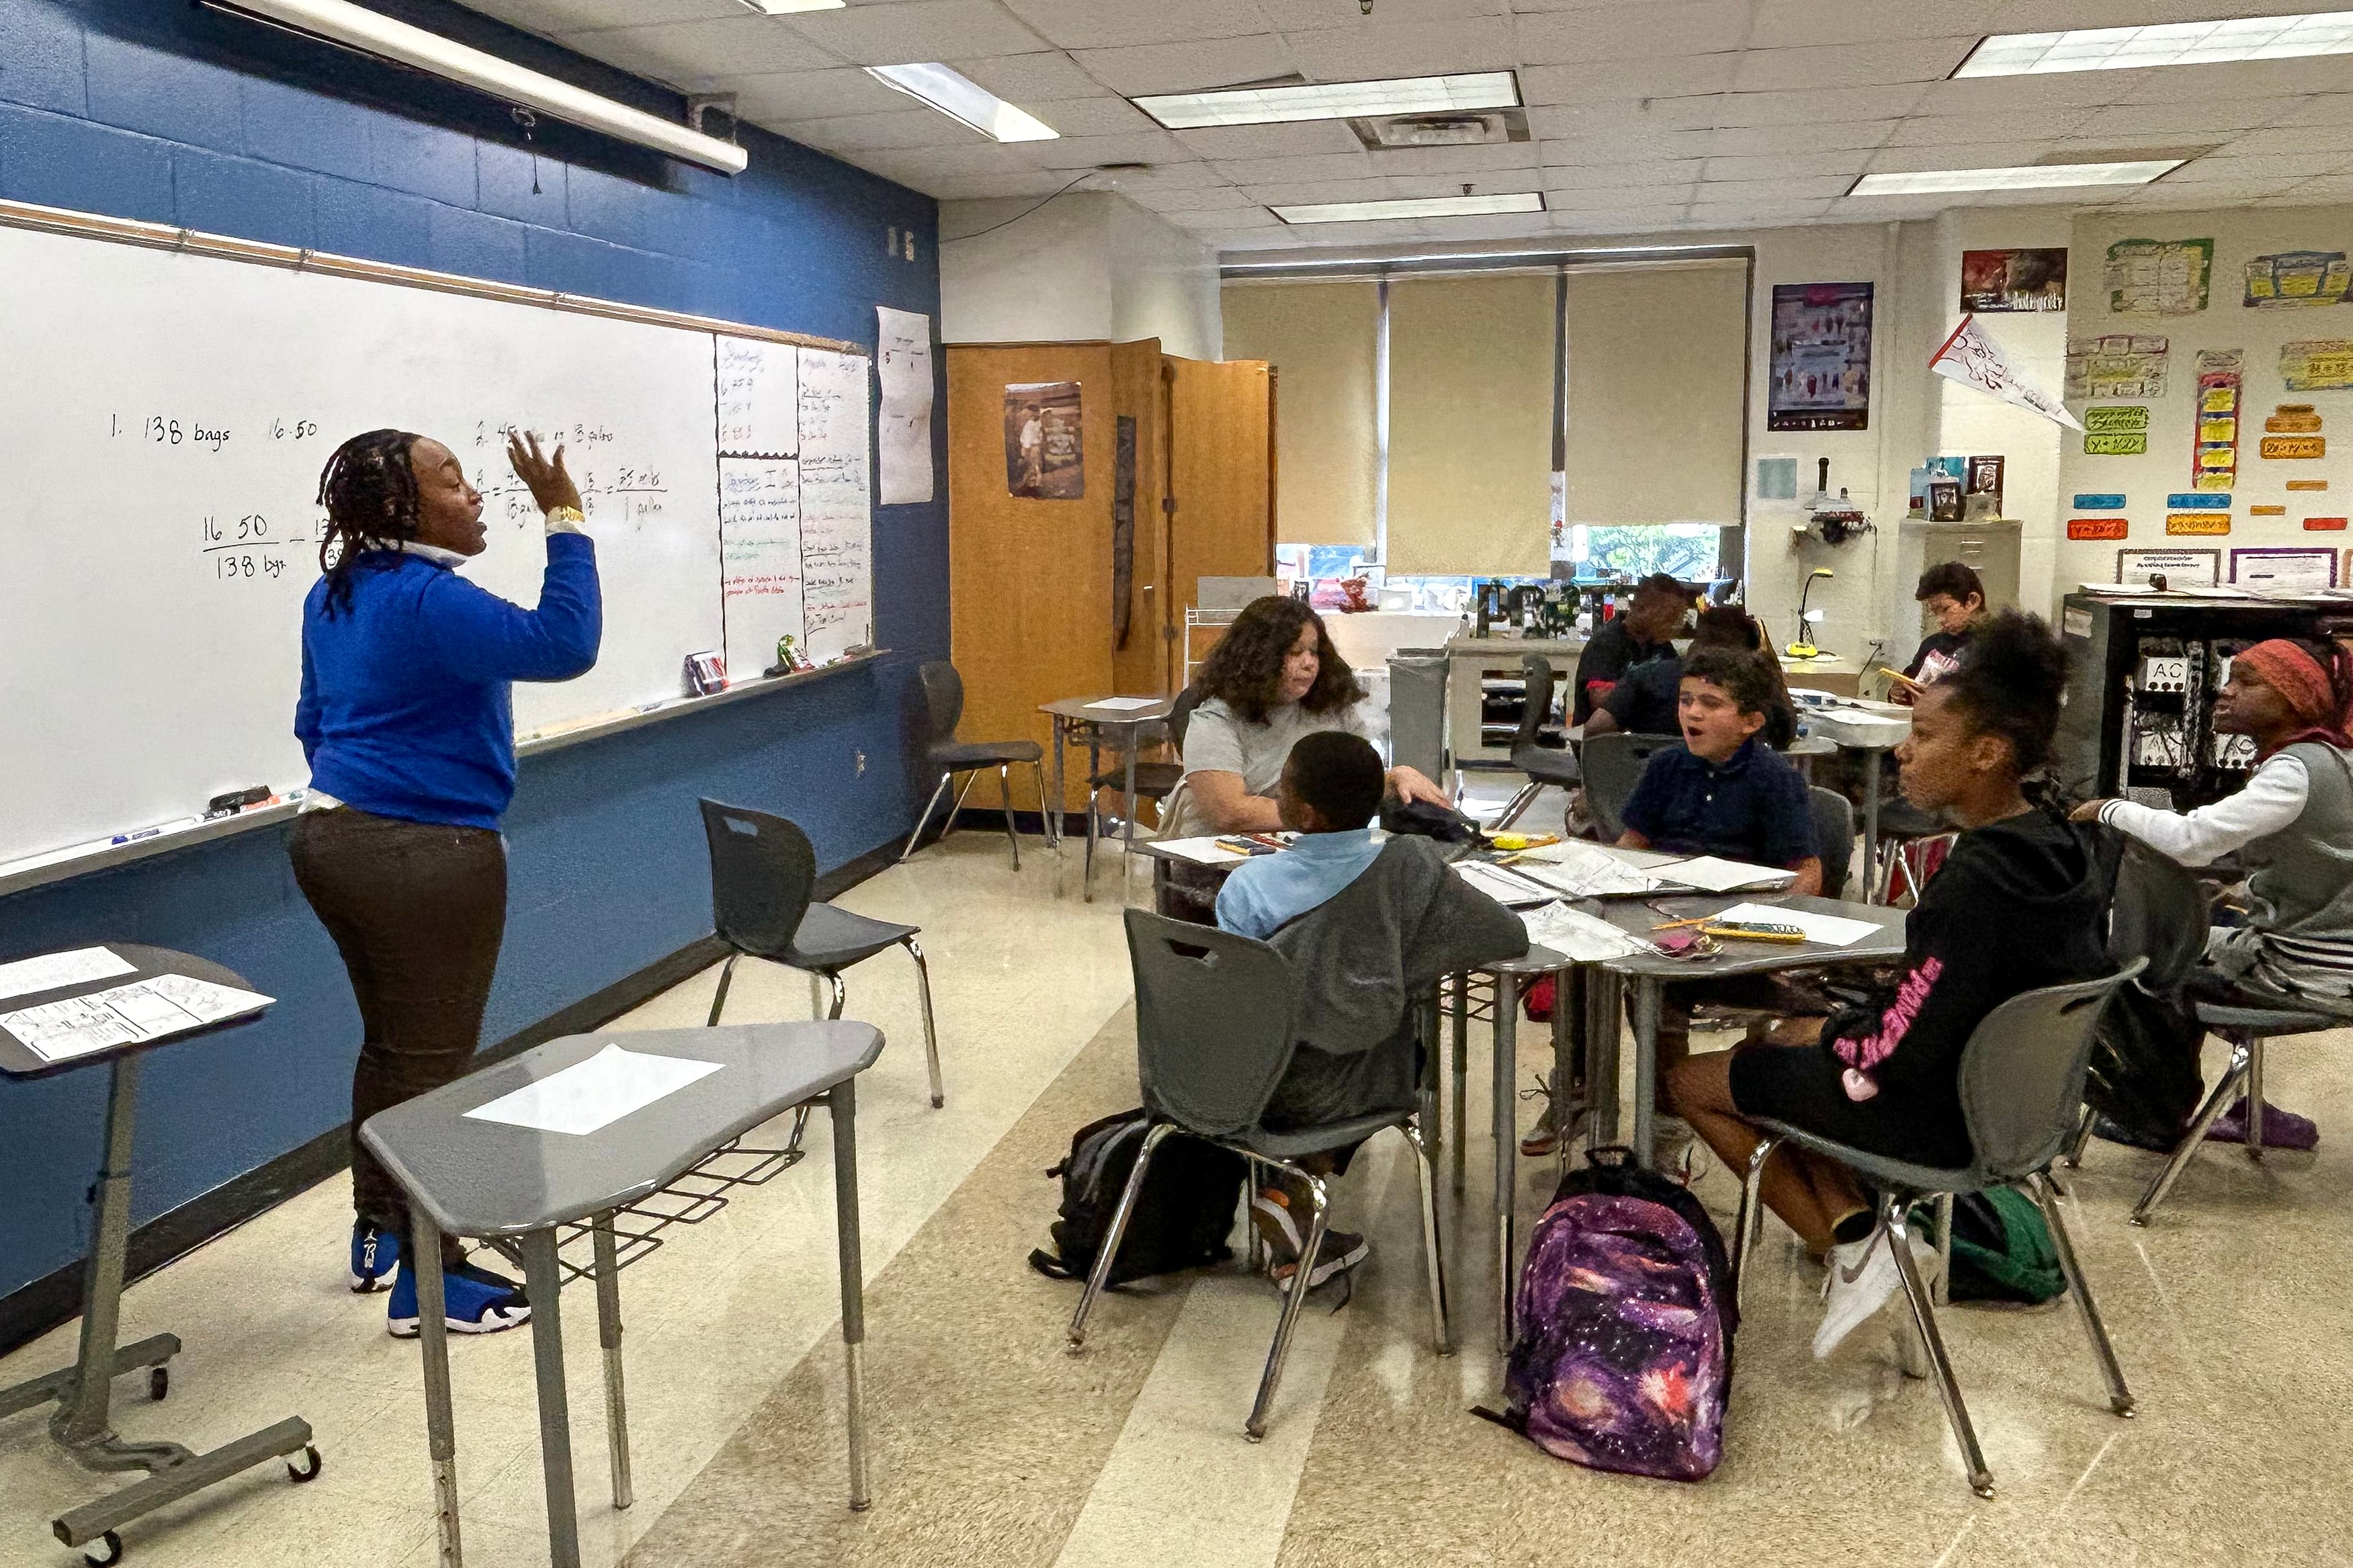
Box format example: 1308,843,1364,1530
1929,314,2084,431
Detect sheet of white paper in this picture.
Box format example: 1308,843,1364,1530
1660,856,1795,894
1509,842,1668,897
1152,836,1254,865
0,946,134,1004
875,306,935,506
1453,861,1559,907
0,975,273,1063
1084,696,1162,711
1713,902,1883,948
464,1044,724,1137
1520,902,1650,962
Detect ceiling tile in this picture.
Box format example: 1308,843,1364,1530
2274,173,2353,199
1257,0,1505,26
1551,205,1692,232
1712,84,1927,126
1882,108,2096,146
1537,130,1719,165
2223,124,2353,157
2276,95,2353,127
2122,176,2307,204
1370,142,1540,176
953,51,1109,100
1514,1,1756,66
779,107,982,153
1691,175,1854,202
999,0,1273,50
2096,56,2353,105
1029,129,1198,167
1123,183,1256,210
1210,151,1379,184
1242,176,1396,204
2162,152,2353,183
1914,70,2159,116
556,15,845,86
1170,206,1281,228
1865,141,2057,173
1684,120,1895,154
1686,198,1834,222
1379,169,1544,198
714,67,910,122
1542,159,1705,189
1544,182,1697,210
857,140,1058,179
1283,17,1518,77
785,1,1052,67
1172,122,1368,160
2076,98,2309,140
1516,54,1742,105
1702,149,1871,181
1744,0,2002,46
1531,95,1728,136
1019,95,1160,136
1095,158,1235,189
1071,34,1301,96
474,0,743,34
924,169,1093,199
1730,36,1978,91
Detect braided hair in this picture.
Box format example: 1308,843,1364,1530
316,429,423,617
1937,609,2069,793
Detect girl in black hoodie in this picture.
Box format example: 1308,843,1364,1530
1667,613,2110,1352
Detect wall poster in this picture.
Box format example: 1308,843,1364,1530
2119,548,2220,586
2105,237,2214,315
1767,281,1873,431
2280,339,2353,391
2192,349,2243,492
1959,247,2067,312
1004,381,1083,499
2243,250,2352,307
2065,334,2169,400
2230,547,2338,591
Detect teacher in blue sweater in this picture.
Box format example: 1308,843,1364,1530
290,427,601,1338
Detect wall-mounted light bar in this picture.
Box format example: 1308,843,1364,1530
201,0,751,174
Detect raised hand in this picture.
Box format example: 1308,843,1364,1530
507,428,584,515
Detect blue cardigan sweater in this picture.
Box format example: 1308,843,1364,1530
295,534,602,829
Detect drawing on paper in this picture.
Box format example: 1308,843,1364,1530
2105,237,2213,315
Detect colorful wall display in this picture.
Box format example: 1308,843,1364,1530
2307,516,2348,530
2243,250,2353,307
2121,548,2220,585
2073,493,2127,510
2069,516,2130,539
2252,505,2288,515
2280,339,2353,391
1766,282,1874,431
2082,403,2149,455
2106,237,2213,315
2230,546,2338,589
2192,349,2243,491
2260,434,2325,459
2065,334,2169,399
2288,478,2330,491
1959,247,2068,312
2168,513,2233,535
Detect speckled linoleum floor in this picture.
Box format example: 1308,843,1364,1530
3,824,2348,1568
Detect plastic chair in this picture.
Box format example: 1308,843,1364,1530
1493,655,1581,832
1578,731,1680,843
2129,998,2343,1224
701,800,943,1148
1870,797,1953,904
2062,837,2209,1170
1066,910,1452,1441
1730,959,2145,1499
900,661,1049,869
1807,786,1856,902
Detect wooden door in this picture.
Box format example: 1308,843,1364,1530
1166,355,1275,677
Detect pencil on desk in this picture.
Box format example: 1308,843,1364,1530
1699,926,1807,943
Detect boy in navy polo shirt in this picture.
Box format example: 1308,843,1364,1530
1617,645,1824,1171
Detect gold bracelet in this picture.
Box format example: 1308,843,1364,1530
546,505,586,525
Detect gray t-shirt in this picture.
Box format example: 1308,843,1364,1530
1170,696,1376,836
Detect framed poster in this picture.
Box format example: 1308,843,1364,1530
2230,546,2338,591
1768,282,1873,431
2118,548,2220,586
1003,380,1083,498
1960,248,2067,312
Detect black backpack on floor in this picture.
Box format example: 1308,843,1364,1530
1028,1108,1246,1287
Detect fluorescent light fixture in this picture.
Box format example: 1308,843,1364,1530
1135,71,1519,130
737,1,845,11
1848,159,2183,195
1272,191,1545,225
865,63,1057,142
201,0,748,173
1956,11,2353,76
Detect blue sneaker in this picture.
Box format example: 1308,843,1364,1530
386,1258,531,1339
351,1220,401,1294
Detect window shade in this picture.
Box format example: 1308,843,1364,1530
1220,281,1378,546
1386,273,1555,576
1564,261,1746,527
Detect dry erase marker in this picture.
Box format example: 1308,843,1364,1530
112,817,202,846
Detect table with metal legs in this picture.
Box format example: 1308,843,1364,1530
0,945,316,1565
1474,946,1578,1347
361,1022,885,1567
1040,696,1174,902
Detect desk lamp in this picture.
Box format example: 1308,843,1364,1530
1787,568,1833,659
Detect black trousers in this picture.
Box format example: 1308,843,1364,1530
290,807,507,1233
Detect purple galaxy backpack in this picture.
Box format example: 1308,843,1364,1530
1486,1145,1738,1481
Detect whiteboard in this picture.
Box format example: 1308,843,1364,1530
0,217,873,869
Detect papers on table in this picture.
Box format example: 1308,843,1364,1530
1453,861,1561,907
463,1044,724,1137
1658,856,1797,894
1714,902,1882,948
0,946,134,1004
1508,842,1671,898
1154,836,1256,865
1084,696,1162,712
0,973,273,1064
1521,903,1651,962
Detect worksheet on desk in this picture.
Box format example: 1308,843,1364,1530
1713,902,1882,947
0,946,134,1005
0,974,273,1063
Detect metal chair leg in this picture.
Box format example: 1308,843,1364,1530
1933,1192,1954,1307
2129,1041,2251,1225
898,772,953,863
2028,1172,2135,1418
1067,1123,1175,1352
1030,761,1053,849
1884,1196,1994,1499
1406,1120,1454,1358
778,973,851,1160
998,765,1022,869
705,952,742,1027
1731,1137,1780,1312
1244,1157,1268,1276
1246,1174,1332,1442
2063,1105,2097,1169
941,770,979,843
1492,780,1543,832
2245,1034,2265,1162
1449,973,1469,1197
902,938,944,1109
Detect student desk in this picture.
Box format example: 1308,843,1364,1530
1040,695,1176,902
359,1020,884,1568
0,945,316,1565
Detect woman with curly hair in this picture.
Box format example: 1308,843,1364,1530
1170,595,1448,837
290,427,599,1339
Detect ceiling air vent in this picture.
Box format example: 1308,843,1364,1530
1351,107,1529,150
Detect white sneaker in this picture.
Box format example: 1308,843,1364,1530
1813,1229,1926,1360
1652,1115,1710,1186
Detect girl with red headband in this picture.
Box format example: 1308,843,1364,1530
2073,636,2353,1147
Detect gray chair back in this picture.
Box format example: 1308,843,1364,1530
1513,655,1556,754
1123,909,1299,1137
1959,957,2145,1178
2107,834,2209,992
1580,731,1680,842
699,798,816,961
916,660,966,748
1807,787,1856,902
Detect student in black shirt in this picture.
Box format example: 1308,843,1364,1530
1668,612,2111,1358
1570,572,1690,724
1894,561,1985,703
1588,605,1799,748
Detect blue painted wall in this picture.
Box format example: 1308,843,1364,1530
0,0,949,1300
